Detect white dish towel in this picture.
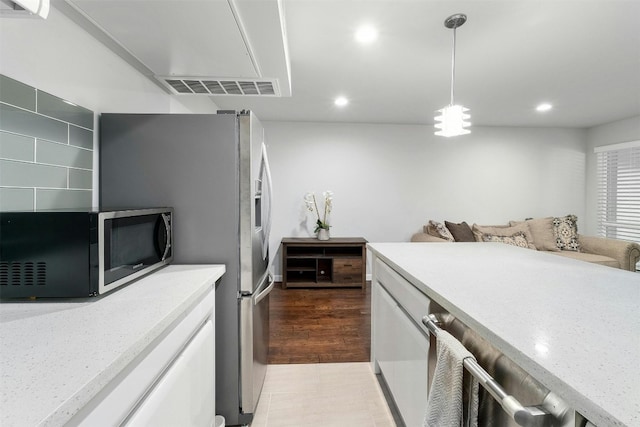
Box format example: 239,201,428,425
424,330,479,427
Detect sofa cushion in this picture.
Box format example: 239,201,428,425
553,215,580,251
551,251,620,268
445,221,475,242
411,232,449,243
472,223,536,250
424,220,455,242
510,217,559,252
481,232,531,249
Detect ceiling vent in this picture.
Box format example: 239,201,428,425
157,77,280,97
0,0,49,18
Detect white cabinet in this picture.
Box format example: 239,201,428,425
125,319,215,426
371,257,430,427
372,280,397,381
68,289,216,427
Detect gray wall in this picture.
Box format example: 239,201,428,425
264,121,587,278
0,75,94,211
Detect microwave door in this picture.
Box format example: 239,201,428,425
98,210,172,295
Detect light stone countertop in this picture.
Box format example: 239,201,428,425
0,264,225,427
367,242,640,427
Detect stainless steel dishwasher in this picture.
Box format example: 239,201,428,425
423,309,577,427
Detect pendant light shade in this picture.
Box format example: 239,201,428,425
435,105,470,137
435,14,470,137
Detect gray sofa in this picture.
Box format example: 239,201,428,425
411,217,640,272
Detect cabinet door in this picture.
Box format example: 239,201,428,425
373,281,398,386
373,283,429,427
393,297,430,427
124,319,215,427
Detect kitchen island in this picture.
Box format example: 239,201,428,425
368,242,639,427
0,264,225,427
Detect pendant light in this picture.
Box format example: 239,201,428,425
435,13,471,137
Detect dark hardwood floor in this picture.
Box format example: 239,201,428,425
268,282,371,364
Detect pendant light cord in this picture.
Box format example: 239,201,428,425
450,26,457,106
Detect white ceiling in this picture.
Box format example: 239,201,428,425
63,0,640,128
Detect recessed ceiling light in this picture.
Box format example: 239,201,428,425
536,103,553,112
334,96,349,107
355,25,378,44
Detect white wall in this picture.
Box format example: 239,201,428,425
0,6,602,274
264,121,587,276
584,115,640,235
0,6,217,114
0,5,219,206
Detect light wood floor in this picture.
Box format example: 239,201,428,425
268,282,371,364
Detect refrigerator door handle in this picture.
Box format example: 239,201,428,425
259,142,273,260
254,273,275,305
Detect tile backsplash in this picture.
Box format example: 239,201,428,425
0,74,94,211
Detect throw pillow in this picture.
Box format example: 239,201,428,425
424,220,455,242
472,223,536,250
509,217,559,252
553,215,580,251
470,223,510,242
482,232,531,249
444,221,476,242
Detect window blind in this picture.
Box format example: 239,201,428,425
595,140,640,243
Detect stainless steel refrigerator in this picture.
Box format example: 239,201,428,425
99,111,273,426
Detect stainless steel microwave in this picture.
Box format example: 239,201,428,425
0,208,173,298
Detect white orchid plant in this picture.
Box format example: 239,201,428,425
304,191,333,233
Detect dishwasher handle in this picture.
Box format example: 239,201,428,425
422,314,555,427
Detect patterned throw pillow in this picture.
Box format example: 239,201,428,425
424,220,455,242
482,232,531,249
472,223,537,250
553,215,580,251
509,217,559,252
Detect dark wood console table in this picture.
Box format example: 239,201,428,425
281,237,367,289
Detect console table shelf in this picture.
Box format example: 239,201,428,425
281,237,367,289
